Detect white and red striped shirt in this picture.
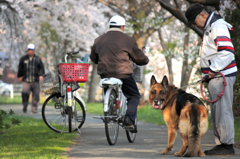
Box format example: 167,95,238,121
200,12,237,77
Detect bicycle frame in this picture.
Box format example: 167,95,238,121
97,77,127,119
94,77,136,145
103,87,127,119
119,92,127,118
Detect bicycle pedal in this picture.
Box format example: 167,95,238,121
55,103,62,109
125,125,134,130
92,116,105,122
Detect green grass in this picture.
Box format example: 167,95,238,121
85,102,104,116
0,116,77,159
235,118,240,142
0,96,46,105
0,96,23,104
137,105,166,125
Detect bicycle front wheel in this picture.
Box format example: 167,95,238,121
126,116,137,143
42,93,86,133
104,88,119,145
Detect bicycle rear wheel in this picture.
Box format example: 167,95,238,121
42,93,86,133
126,116,137,143
104,88,119,145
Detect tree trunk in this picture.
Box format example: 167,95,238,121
180,28,201,90
166,56,173,85
87,63,98,103
158,27,174,85
133,30,155,103
180,26,190,90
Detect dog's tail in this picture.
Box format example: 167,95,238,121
184,104,208,157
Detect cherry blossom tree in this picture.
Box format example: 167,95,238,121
0,0,111,102
0,0,26,69
1,0,110,68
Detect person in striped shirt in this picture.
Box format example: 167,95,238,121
185,3,237,156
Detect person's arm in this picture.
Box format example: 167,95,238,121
209,23,235,77
129,40,149,66
17,57,24,82
38,57,45,76
90,42,99,64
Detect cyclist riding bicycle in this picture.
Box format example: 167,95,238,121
90,15,149,133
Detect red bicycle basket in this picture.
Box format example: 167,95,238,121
59,63,90,83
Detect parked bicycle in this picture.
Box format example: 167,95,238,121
94,77,137,145
42,51,90,133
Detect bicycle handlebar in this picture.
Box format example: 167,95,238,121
67,51,79,55
65,51,79,62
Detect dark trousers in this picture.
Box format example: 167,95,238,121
22,82,40,111
104,75,141,123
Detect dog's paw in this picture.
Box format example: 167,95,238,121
198,152,205,157
174,152,183,157
161,149,171,155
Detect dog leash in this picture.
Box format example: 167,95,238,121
179,73,226,103
201,72,227,103
179,78,205,89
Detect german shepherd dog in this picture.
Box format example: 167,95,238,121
149,75,208,157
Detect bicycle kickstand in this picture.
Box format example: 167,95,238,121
77,127,81,134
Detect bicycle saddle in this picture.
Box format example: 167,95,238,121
99,77,123,87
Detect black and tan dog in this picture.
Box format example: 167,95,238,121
149,75,208,157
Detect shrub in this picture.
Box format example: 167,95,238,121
0,109,21,134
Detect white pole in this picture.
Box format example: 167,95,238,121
10,84,14,98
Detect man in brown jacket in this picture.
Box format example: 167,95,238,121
90,15,149,132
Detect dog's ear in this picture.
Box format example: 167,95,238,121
162,76,168,85
161,76,168,92
150,75,157,88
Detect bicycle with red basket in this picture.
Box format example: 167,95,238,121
42,51,90,133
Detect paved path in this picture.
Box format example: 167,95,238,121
1,104,239,159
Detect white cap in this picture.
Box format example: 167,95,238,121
109,15,126,26
27,43,35,50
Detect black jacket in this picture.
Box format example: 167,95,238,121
17,54,45,83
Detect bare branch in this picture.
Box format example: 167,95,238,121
186,0,220,5
0,1,18,14
234,0,240,9
97,0,128,16
174,0,180,8
157,27,166,51
186,0,220,10
156,0,203,37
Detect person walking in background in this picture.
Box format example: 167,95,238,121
185,3,237,156
17,43,45,113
